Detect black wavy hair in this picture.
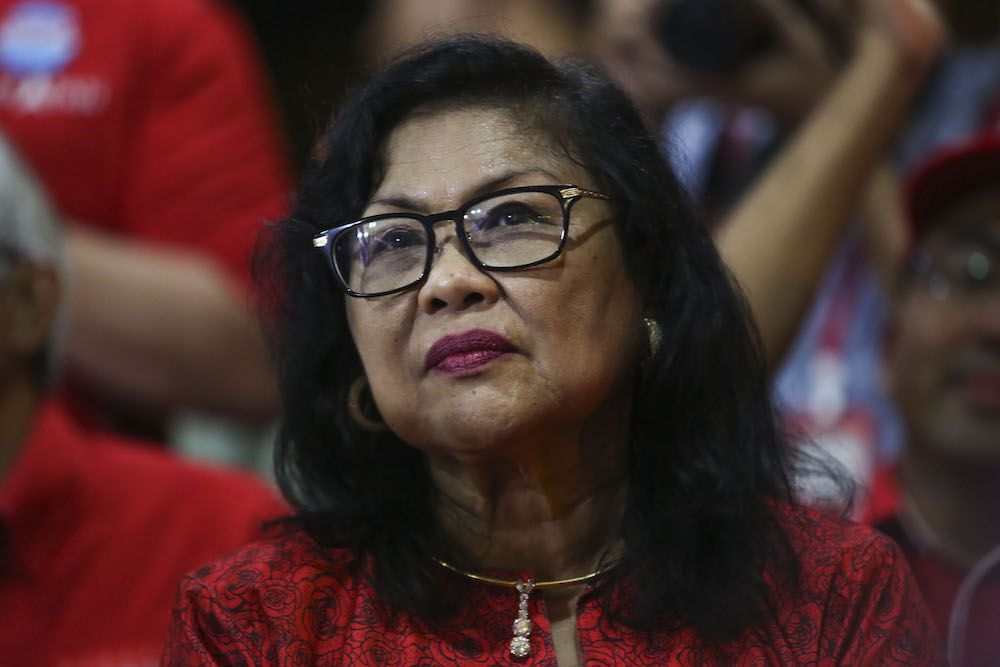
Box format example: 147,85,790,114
258,34,800,640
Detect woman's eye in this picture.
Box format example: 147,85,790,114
481,203,550,229
373,227,423,253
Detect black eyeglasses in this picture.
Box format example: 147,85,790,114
312,184,611,297
907,234,998,301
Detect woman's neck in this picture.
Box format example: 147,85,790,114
428,406,629,580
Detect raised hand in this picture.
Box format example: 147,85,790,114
588,0,945,128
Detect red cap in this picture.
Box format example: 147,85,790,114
905,130,1000,237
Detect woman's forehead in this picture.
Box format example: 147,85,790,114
372,108,587,206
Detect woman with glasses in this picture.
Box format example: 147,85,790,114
163,36,941,665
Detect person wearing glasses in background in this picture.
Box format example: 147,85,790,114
871,131,1000,667
163,37,943,666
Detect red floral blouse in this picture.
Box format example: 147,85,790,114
162,505,944,665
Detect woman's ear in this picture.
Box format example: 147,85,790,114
0,262,60,362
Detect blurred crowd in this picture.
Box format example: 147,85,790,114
0,0,997,664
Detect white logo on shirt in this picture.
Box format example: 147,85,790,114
0,1,79,76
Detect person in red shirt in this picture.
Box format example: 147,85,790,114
873,130,1000,667
0,0,292,426
0,135,287,665
165,35,943,665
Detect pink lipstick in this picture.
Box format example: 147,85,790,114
425,328,516,376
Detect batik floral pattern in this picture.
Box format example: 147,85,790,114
163,505,945,666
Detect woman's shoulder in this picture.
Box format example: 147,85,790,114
164,525,371,664
774,501,903,569
171,524,369,632
180,524,363,594
759,502,945,665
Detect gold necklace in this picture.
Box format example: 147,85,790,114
436,559,612,659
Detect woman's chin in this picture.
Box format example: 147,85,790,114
391,410,540,462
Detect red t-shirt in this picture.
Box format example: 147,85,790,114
0,400,288,665
0,0,291,286
164,504,944,665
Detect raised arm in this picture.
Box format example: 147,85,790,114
714,0,944,370
59,0,290,419
65,227,277,418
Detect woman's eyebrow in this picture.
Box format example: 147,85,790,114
367,194,425,212
368,168,562,212
468,168,561,197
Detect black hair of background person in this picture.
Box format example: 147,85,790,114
255,35,802,640
223,0,603,178
222,1,374,177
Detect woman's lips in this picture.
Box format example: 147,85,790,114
425,328,516,375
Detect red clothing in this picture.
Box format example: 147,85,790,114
0,0,291,285
0,0,291,431
0,400,288,665
872,467,1000,667
164,504,944,665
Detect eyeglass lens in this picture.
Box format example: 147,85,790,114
333,189,565,295
915,240,997,301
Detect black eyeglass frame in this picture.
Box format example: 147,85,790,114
312,184,612,298
904,240,998,300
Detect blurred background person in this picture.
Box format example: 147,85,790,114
0,0,291,453
872,131,1000,667
224,0,374,178
0,133,286,666
589,0,992,515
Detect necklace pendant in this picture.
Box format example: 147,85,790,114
509,579,534,659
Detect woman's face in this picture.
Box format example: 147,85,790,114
345,108,643,460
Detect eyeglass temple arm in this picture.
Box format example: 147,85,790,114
559,186,611,201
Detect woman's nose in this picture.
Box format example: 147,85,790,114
416,241,499,314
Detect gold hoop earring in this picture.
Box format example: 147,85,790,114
644,317,662,359
348,375,388,432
